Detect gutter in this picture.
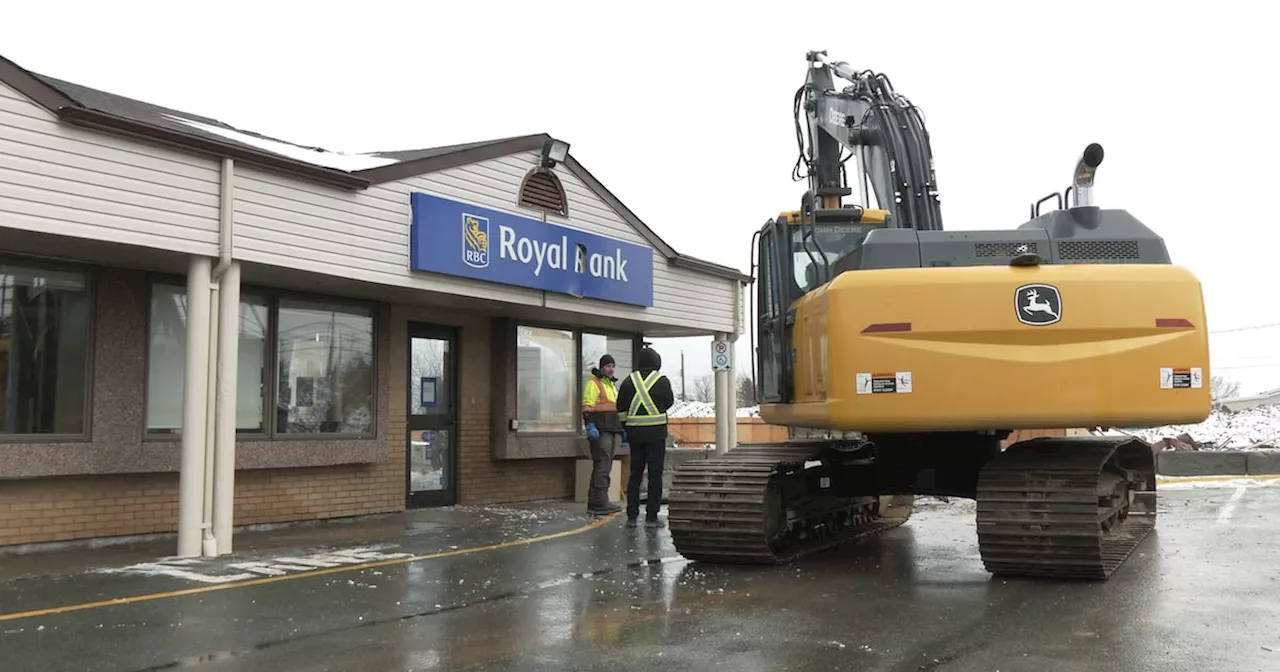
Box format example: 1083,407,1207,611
672,254,752,282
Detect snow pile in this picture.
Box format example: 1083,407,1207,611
1127,404,1280,450
162,114,398,172
668,401,760,418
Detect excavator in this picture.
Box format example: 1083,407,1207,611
667,51,1211,580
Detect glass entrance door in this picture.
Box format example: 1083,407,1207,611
406,323,458,508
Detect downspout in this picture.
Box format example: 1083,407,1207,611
201,275,219,556
203,157,236,557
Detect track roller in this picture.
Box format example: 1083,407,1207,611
975,436,1157,580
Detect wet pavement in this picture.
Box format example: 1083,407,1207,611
2,482,1279,672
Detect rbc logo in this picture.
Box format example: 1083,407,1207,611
462,213,489,269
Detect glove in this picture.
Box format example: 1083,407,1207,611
620,429,628,445
586,423,599,440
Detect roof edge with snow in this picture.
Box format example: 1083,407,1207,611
0,53,749,282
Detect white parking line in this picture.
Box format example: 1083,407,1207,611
1216,487,1248,525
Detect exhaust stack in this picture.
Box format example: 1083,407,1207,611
1072,143,1105,207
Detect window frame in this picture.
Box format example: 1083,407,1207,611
512,321,639,438
142,273,379,442
513,322,580,437
0,254,97,443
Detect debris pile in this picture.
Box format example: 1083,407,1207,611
1125,404,1280,451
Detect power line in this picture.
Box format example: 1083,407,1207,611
1213,362,1280,370
1210,321,1280,335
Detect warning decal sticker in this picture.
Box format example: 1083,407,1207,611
857,371,913,395
1160,367,1203,389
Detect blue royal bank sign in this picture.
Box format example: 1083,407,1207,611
409,193,654,307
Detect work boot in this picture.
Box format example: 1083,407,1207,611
588,503,621,516
626,517,640,528
644,517,665,529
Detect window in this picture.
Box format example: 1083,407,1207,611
582,332,633,385
145,284,268,434
276,299,374,435
0,263,91,436
515,325,576,433
144,282,376,438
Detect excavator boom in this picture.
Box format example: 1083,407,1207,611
796,50,942,231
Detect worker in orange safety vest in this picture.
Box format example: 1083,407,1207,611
583,354,625,516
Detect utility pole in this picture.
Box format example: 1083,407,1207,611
680,350,687,402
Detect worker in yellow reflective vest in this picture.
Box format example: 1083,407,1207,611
615,346,675,528
582,354,623,516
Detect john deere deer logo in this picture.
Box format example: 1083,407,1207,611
1015,284,1062,326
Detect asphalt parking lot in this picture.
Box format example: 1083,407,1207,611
2,479,1278,672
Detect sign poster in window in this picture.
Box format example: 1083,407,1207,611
420,377,437,407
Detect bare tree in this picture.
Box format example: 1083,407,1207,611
736,373,756,407
1210,375,1241,402
691,374,715,403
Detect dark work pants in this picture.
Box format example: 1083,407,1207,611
588,432,620,509
626,439,666,520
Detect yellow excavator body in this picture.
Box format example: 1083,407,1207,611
762,262,1211,432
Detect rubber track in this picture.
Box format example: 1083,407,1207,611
668,443,908,565
975,436,1157,581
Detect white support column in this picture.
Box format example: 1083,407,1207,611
213,261,241,555
177,255,213,558
714,332,731,455
726,342,738,452
725,279,744,453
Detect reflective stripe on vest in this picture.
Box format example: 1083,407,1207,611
583,377,617,413
622,370,666,426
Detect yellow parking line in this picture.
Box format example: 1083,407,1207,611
0,513,618,623
1157,474,1280,485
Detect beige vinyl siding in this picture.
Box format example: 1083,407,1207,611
0,81,220,255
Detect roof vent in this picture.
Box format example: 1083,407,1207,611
518,168,568,217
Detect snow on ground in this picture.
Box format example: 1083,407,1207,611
1124,405,1280,450
670,401,1280,451
668,401,760,418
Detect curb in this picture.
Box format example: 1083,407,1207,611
1156,450,1280,477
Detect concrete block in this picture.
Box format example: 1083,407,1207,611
1246,451,1280,476
1157,451,1248,477
574,458,622,503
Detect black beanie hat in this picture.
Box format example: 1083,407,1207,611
599,354,615,368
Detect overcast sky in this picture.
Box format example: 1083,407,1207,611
4,1,1276,397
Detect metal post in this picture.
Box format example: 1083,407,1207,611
213,262,241,555
714,332,730,455
177,255,212,558
726,340,738,453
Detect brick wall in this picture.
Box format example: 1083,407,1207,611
1,305,576,549
0,466,403,546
